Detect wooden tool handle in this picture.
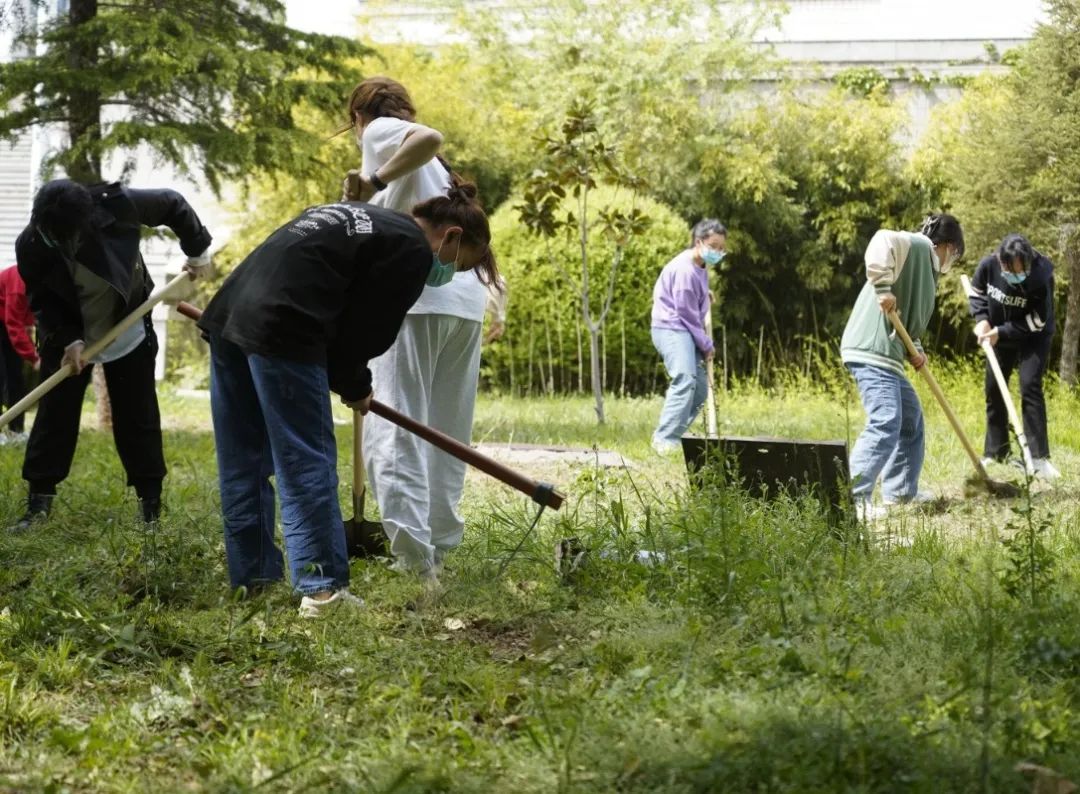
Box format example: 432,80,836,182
0,272,191,431
960,275,1034,472
886,309,988,478
367,400,565,509
704,304,717,437
176,301,566,510
353,409,366,513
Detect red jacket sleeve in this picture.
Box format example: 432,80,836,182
2,268,39,364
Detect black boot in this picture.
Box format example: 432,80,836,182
9,493,54,533
138,496,162,527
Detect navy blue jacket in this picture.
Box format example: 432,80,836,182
15,182,212,353
968,251,1055,345
198,202,430,402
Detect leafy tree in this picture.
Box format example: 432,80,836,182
517,102,651,424
445,0,780,206
915,1,1080,383
0,0,371,188
486,185,687,400
682,84,937,369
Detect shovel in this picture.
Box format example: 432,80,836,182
960,275,1036,476
0,272,192,432
342,409,390,557
175,302,567,511
704,300,718,437
886,309,1019,498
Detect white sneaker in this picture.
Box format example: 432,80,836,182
883,489,935,506
652,439,681,456
1031,458,1061,481
298,588,364,618
856,498,888,522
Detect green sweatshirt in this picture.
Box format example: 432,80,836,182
840,231,938,376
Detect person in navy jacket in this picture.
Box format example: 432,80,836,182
968,233,1059,479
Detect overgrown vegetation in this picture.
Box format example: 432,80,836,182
1,365,1078,791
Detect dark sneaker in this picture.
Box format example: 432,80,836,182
138,497,162,526
9,493,54,533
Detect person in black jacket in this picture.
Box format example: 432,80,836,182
11,179,212,532
197,183,496,617
968,233,1059,480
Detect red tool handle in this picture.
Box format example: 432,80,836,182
176,301,565,510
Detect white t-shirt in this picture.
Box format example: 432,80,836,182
361,116,488,321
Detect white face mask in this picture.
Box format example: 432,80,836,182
935,246,958,275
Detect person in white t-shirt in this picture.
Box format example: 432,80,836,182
341,76,506,578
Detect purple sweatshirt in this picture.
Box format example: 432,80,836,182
651,249,713,354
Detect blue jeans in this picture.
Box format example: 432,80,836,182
652,328,708,447
847,362,925,501
209,336,349,595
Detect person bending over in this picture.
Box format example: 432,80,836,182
969,233,1059,480
197,186,493,617
840,213,964,519
11,179,212,532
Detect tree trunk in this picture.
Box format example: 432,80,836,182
526,313,534,396
69,0,111,428
93,366,112,430
67,0,102,183
1059,223,1080,386
545,314,555,395
620,308,626,397
589,325,604,424
575,317,584,394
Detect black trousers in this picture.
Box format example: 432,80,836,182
22,330,165,499
0,331,29,433
984,337,1052,460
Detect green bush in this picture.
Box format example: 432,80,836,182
484,185,690,396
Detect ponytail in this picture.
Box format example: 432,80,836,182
335,76,417,136
412,181,500,288
918,213,965,258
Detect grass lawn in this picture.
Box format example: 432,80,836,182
1,358,1079,792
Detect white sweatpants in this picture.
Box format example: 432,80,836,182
363,313,482,573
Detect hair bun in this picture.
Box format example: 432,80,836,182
447,182,478,202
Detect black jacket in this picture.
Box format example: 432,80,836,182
198,202,430,401
15,182,212,353
968,251,1055,345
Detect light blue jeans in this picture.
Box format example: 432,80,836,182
652,327,708,448
847,362,925,501
209,335,350,595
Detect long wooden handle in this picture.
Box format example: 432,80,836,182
704,304,717,436
960,275,1034,472
0,272,191,431
353,409,366,513
176,301,566,510
886,309,989,479
367,400,564,509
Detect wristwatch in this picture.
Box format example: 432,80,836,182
368,171,389,191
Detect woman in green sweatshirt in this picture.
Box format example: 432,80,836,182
840,214,964,518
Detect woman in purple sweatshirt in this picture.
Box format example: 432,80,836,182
650,219,726,453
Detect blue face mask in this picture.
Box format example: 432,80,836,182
1003,271,1027,286
701,248,725,267
427,232,460,288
